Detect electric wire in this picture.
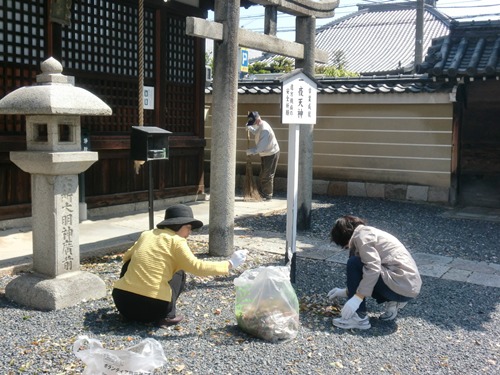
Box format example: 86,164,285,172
238,0,500,34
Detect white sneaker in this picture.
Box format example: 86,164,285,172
332,313,371,330
379,301,408,321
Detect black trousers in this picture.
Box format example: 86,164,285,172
259,152,279,198
112,265,186,323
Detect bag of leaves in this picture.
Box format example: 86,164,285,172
234,265,300,342
73,335,167,374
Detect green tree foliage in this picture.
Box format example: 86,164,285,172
248,51,358,78
205,52,214,71
315,50,359,77
269,56,294,73
249,56,294,74
315,65,358,77
248,61,269,74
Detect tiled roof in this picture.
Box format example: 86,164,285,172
205,75,453,95
417,20,500,78
254,1,451,76
314,1,451,75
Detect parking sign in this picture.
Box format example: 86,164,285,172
240,48,249,73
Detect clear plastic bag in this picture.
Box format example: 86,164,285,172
73,335,167,374
234,266,300,342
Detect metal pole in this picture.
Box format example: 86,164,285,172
285,123,300,283
148,161,154,229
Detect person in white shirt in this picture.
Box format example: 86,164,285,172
245,111,280,200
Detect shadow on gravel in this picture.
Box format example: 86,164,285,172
82,307,201,340
237,195,500,264
413,276,499,331
295,257,500,334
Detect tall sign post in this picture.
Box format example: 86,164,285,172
280,69,317,283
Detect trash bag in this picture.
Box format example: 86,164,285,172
234,266,300,342
73,335,167,374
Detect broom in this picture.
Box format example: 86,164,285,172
244,129,262,202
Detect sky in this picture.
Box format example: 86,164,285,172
206,0,500,58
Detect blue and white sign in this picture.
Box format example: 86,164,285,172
240,48,249,73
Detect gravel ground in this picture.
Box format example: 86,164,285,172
236,194,500,264
0,195,499,374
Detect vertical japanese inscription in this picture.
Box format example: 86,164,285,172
297,85,304,119
285,84,295,117
60,177,75,271
308,86,313,119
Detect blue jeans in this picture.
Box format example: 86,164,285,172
346,256,412,314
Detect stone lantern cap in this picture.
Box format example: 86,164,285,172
0,57,112,116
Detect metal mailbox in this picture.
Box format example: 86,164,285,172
130,126,172,161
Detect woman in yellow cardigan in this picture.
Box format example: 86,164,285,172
112,204,248,327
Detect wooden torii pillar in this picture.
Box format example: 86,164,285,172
186,0,338,256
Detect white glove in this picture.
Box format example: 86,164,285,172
327,287,347,300
341,295,363,320
229,250,248,268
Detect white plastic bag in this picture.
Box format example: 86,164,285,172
73,335,167,374
234,266,300,342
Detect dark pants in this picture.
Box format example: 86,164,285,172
112,268,186,323
346,256,412,314
259,152,279,198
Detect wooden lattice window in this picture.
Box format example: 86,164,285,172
165,15,197,135
0,1,46,66
0,0,45,135
166,16,195,84
61,0,156,134
62,0,154,79
79,77,154,133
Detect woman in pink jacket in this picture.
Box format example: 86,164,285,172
328,215,422,330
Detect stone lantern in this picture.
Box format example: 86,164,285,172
0,57,112,310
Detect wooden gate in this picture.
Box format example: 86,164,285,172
458,80,500,208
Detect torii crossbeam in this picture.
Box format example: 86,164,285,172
191,0,338,259
186,17,329,63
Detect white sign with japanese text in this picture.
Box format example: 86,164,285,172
281,73,317,125
143,86,154,110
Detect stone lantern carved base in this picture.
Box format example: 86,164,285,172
0,57,112,311
5,270,106,311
